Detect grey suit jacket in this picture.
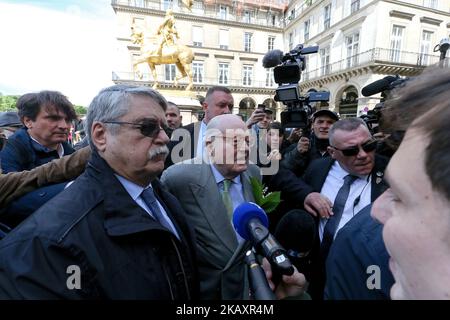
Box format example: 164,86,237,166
161,159,261,300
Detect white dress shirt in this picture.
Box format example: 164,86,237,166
195,120,207,159
319,162,372,241
115,174,179,238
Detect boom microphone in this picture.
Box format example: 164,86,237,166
262,49,284,68
361,76,398,97
233,202,294,276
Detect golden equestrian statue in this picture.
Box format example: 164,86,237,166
132,9,194,91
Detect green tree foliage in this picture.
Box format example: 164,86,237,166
74,105,87,115
0,94,19,112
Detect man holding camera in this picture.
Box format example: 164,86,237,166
281,109,338,177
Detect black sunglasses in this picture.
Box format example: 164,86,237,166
104,119,168,138
331,139,378,157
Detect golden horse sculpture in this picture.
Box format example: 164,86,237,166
132,12,194,91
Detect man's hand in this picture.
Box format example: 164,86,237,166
267,149,282,161
296,136,310,154
246,109,266,128
262,259,307,300
304,192,333,218
287,128,302,143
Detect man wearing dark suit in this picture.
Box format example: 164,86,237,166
324,204,394,300
0,85,199,299
161,114,261,300
295,117,389,299
167,86,233,167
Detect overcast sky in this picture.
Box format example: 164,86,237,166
0,0,117,106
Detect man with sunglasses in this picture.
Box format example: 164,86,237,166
298,117,389,299
0,85,199,299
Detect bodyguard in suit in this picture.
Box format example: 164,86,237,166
167,86,234,167
161,114,261,300
297,117,389,299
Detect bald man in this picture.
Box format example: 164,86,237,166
161,114,260,299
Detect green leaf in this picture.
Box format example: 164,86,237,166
249,177,281,214
250,177,263,204
261,192,281,213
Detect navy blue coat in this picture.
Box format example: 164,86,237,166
0,128,74,173
325,205,394,300
0,151,199,299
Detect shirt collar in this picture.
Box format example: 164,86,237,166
209,163,241,185
335,161,368,180
29,134,64,157
115,174,152,201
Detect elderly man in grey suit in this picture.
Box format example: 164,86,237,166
161,114,261,300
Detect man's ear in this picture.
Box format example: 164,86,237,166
23,116,34,129
91,122,108,152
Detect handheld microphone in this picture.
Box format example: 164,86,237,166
361,76,398,97
233,202,294,276
245,250,276,300
262,49,284,68
274,210,316,260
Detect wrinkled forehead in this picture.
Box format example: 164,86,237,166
126,95,166,120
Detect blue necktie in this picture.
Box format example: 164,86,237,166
141,187,179,239
321,174,358,259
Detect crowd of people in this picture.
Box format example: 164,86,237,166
0,66,449,300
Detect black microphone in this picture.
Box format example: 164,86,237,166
274,210,316,281
274,210,316,260
233,202,294,276
245,250,276,300
262,49,284,68
361,76,398,97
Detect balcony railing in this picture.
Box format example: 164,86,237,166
111,0,284,28
303,47,448,81
112,71,277,89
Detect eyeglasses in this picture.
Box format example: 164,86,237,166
104,119,168,138
331,139,378,157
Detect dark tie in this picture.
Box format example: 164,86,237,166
220,179,234,220
141,187,179,239
321,174,358,259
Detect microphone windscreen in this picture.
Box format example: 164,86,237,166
262,50,284,68
361,76,398,97
274,210,316,255
233,202,268,240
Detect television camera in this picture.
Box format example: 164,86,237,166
263,44,330,129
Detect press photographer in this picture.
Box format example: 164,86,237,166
262,44,336,177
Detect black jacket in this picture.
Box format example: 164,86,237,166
325,205,394,300
0,128,74,173
166,122,199,169
302,155,389,300
0,151,199,299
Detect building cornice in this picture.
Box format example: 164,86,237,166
389,10,415,20
420,16,443,26
112,78,275,95
382,0,450,17
299,62,425,91
112,4,284,33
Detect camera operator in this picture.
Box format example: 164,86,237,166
281,110,339,177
